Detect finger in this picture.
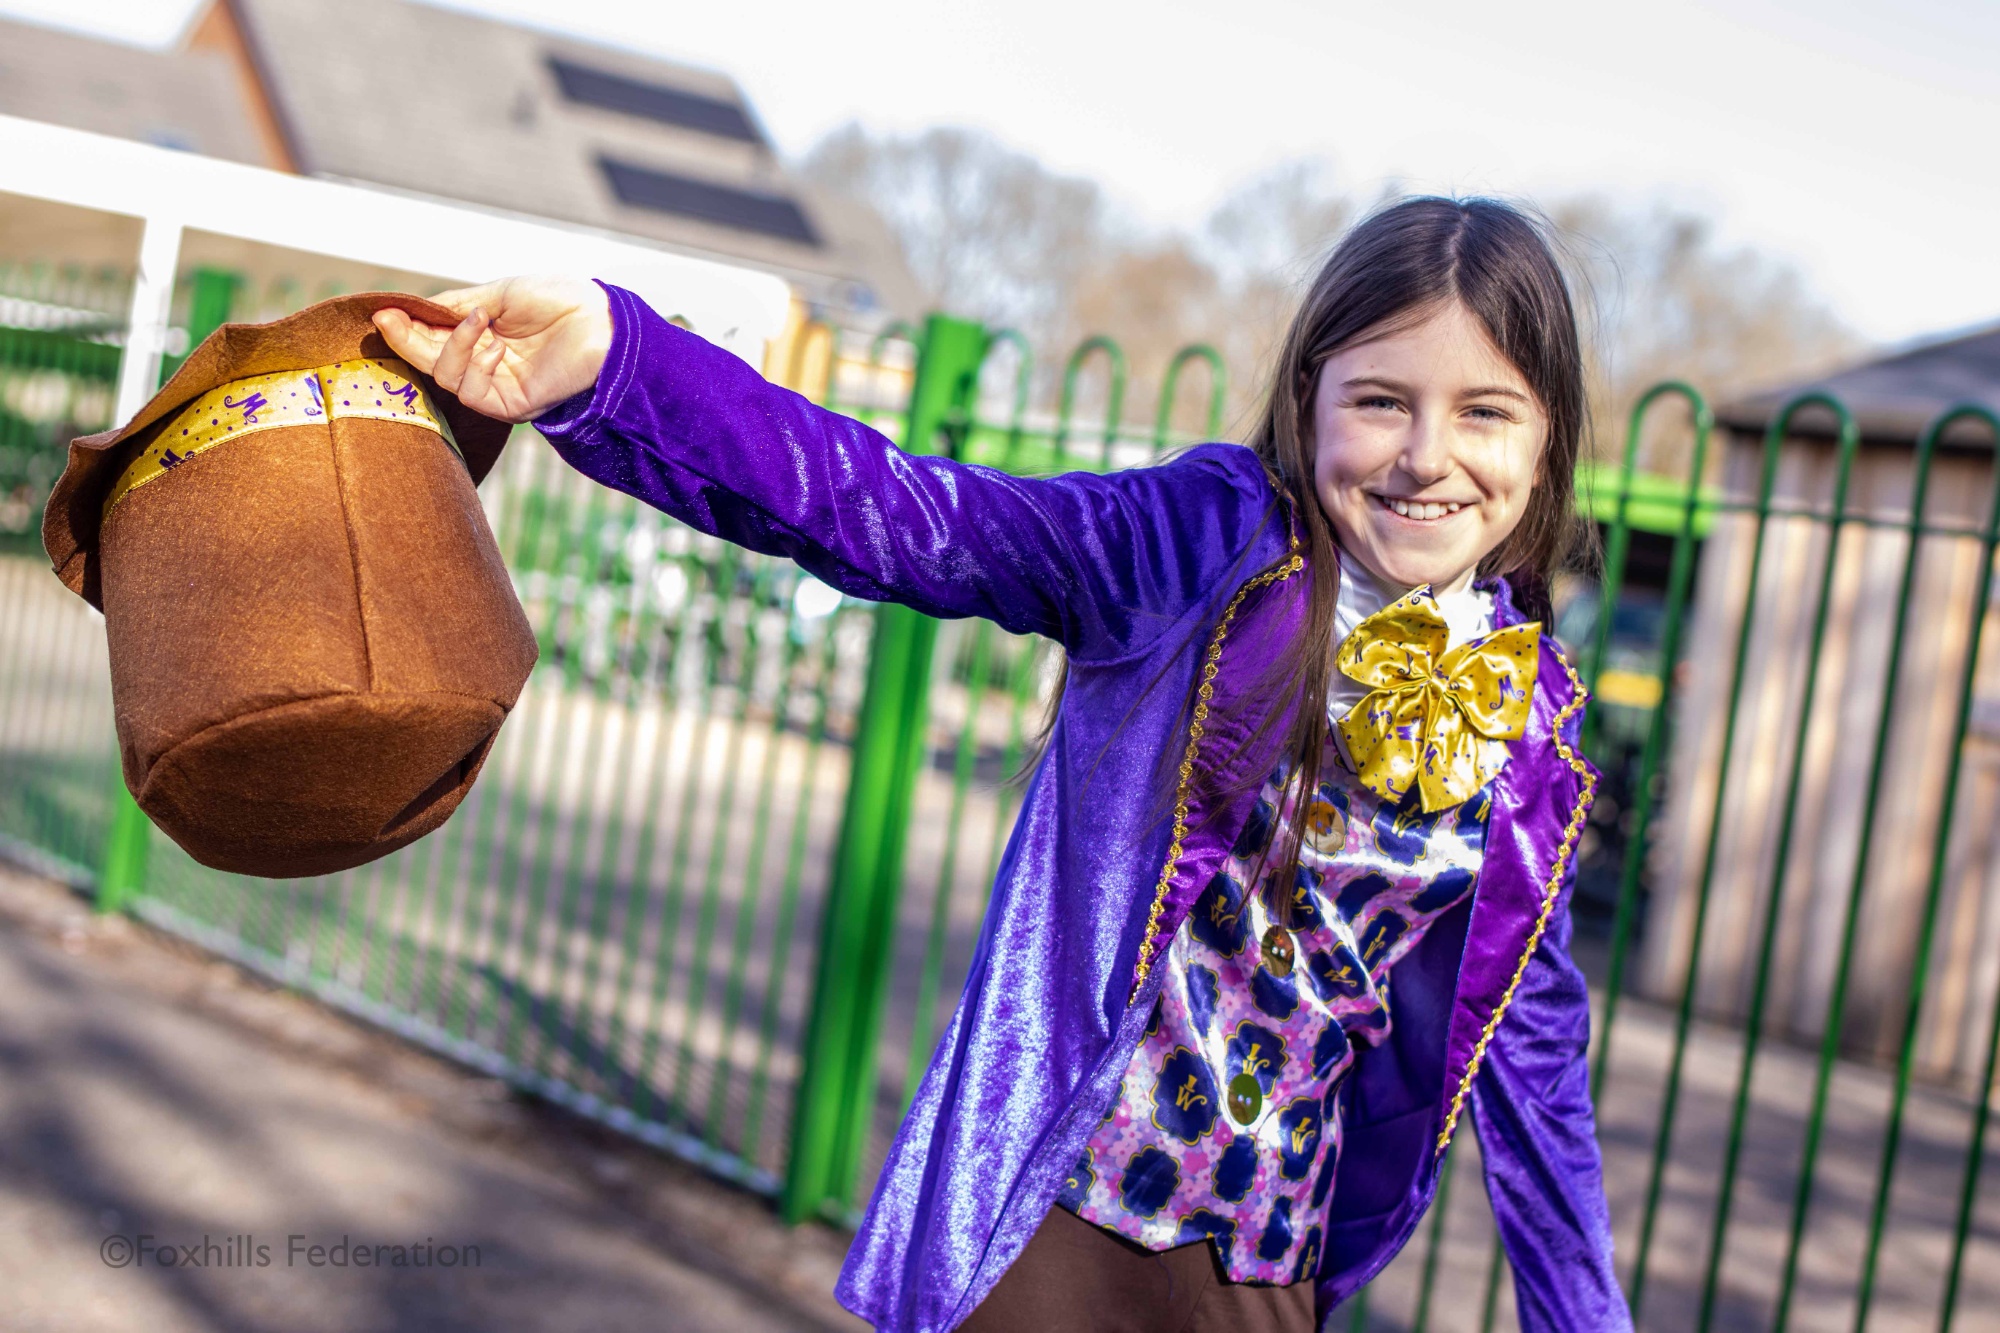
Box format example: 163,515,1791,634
430,307,491,394
427,281,508,319
370,308,450,374
474,329,508,376
454,329,511,413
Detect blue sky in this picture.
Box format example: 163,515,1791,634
6,0,1998,347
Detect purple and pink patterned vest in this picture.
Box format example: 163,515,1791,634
1056,737,1492,1283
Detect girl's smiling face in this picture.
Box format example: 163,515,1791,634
1312,300,1548,594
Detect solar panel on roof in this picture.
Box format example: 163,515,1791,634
549,56,762,143
598,157,820,246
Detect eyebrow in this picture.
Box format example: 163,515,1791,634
1341,375,1531,403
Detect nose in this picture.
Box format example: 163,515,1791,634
1397,409,1453,487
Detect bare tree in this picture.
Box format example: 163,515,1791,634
1554,197,1860,470
1194,162,1364,433
800,125,1860,468
1055,238,1225,442
800,122,1108,344
1203,160,1358,292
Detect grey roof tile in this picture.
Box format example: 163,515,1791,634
228,0,918,315
1719,324,2000,448
0,16,270,166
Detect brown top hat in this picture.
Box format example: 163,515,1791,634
43,293,538,879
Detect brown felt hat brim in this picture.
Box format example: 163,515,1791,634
42,292,511,609
141,691,506,879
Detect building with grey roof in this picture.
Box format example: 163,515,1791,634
0,15,268,166
1,0,917,323
213,0,916,320
1640,322,2000,1085
1718,321,2000,447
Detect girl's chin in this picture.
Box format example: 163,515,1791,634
1349,541,1479,593
1386,568,1478,594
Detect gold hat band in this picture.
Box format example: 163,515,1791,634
103,356,458,517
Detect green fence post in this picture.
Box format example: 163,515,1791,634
94,266,242,913
97,783,149,914
160,267,241,383
781,312,988,1224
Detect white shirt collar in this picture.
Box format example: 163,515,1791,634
1328,549,1494,724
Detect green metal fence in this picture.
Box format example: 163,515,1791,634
1,261,1998,1331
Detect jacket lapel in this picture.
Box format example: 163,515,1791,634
1125,549,1308,998
1433,595,1597,1154
1129,560,1598,1158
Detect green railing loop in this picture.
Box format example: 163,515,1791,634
886,324,1048,1112
1703,394,1863,1333
1583,381,1712,1102
1410,1142,1457,1333
743,616,847,1164
1580,381,1712,716
1478,1231,1508,1331
1054,334,1127,470
1628,390,1857,1323
782,312,988,1225
980,327,1034,471
1853,405,2000,1333
13,261,2000,1327
859,320,923,428
1152,342,1226,455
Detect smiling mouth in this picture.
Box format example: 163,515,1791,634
1374,494,1470,521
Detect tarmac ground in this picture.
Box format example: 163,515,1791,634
2,856,1995,1332
0,864,866,1333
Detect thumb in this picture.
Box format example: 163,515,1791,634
371,307,448,375
427,281,509,318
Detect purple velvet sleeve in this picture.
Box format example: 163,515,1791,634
532,283,1281,661
1467,828,1632,1327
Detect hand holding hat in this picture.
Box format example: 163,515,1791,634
44,292,542,878
371,275,613,423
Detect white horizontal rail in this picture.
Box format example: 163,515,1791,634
0,112,793,419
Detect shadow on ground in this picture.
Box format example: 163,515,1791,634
0,866,863,1333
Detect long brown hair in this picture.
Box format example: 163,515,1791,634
1215,197,1593,921
1031,197,1593,925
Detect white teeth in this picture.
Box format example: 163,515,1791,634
1382,497,1467,520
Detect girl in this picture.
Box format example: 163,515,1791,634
374,197,1629,1332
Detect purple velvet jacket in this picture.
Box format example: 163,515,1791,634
536,286,1632,1333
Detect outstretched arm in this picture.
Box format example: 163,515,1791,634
1467,890,1632,1332
377,279,1282,658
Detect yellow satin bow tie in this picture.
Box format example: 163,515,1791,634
1335,587,1541,813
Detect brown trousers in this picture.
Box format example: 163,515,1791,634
957,1206,1318,1333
